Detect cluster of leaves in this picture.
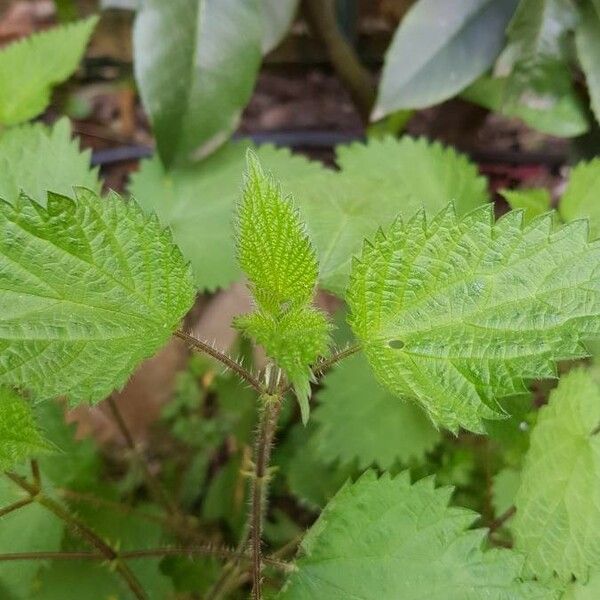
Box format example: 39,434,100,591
3,5,600,599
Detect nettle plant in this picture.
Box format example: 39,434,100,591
3,135,600,600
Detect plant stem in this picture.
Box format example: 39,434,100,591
488,505,516,532
107,394,180,517
0,497,33,518
301,0,376,122
4,471,147,600
251,372,283,600
175,329,263,393
0,547,294,571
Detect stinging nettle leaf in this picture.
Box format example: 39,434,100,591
559,158,600,238
575,0,600,127
0,118,100,207
514,367,600,582
348,204,600,433
235,152,330,421
0,16,98,126
500,188,552,224
373,0,518,118
0,188,195,405
0,387,50,470
279,471,552,599
133,0,262,167
313,353,440,470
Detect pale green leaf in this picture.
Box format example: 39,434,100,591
0,118,100,206
0,17,98,126
0,479,64,599
559,158,600,238
133,0,262,166
500,188,552,223
504,0,577,107
563,570,600,599
261,0,298,53
313,354,440,469
493,467,521,517
130,137,488,295
280,471,552,599
0,188,195,404
373,0,518,117
462,75,589,137
234,153,330,419
347,205,600,432
0,388,49,470
575,1,600,127
514,368,600,581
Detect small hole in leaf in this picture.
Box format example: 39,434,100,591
388,340,405,349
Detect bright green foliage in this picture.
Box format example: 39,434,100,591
133,0,261,167
235,153,330,420
493,467,521,517
313,354,440,469
563,570,600,599
559,158,600,238
576,1,600,127
131,137,488,295
500,188,552,224
514,368,600,581
129,143,326,291
347,204,600,432
504,0,576,106
0,118,100,206
0,479,64,599
0,388,49,470
463,75,589,137
0,17,98,126
0,188,195,404
373,0,518,117
280,471,552,599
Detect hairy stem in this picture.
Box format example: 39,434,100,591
251,374,283,600
0,497,33,518
175,329,263,393
301,0,375,122
4,471,147,600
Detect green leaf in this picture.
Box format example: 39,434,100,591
563,570,600,599
493,467,521,517
347,204,600,433
131,137,488,295
235,153,330,420
0,17,98,126
500,188,552,223
0,118,100,206
462,75,589,137
575,1,600,127
133,0,262,167
261,0,298,53
559,158,600,238
0,388,49,470
514,367,600,581
280,471,552,599
0,479,64,599
373,0,518,117
503,0,577,107
0,188,195,404
313,354,440,469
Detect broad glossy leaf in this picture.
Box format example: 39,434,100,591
234,153,330,420
133,0,262,167
514,368,600,581
0,118,100,206
0,388,49,470
462,75,589,137
261,0,298,53
559,158,600,237
348,205,600,432
575,1,600,127
373,0,518,117
313,354,440,469
0,17,97,126
504,0,576,107
0,189,195,404
280,471,551,599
